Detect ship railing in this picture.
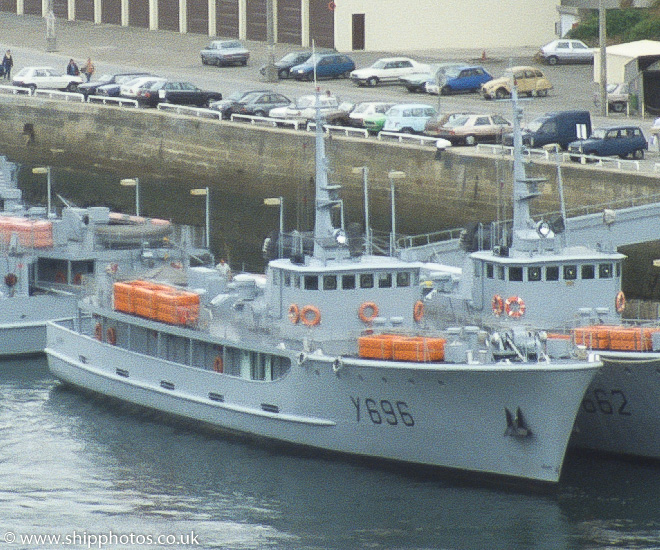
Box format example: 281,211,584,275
397,227,465,250
306,122,369,138
87,95,139,107
376,131,440,146
33,89,85,102
157,104,222,119
0,84,32,96
230,114,303,130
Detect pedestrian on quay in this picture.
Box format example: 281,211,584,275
2,50,13,80
81,57,94,82
66,58,79,76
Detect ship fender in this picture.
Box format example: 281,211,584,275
615,291,626,313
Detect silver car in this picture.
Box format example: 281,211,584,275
538,39,594,65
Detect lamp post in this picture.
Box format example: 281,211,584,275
351,166,371,255
32,166,53,218
120,178,140,217
190,187,210,248
388,170,406,255
264,196,283,257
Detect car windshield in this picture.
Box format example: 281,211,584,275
352,103,372,114
444,67,463,78
280,52,306,63
527,116,549,132
15,68,30,77
590,128,607,139
446,116,470,128
221,42,241,49
371,60,387,69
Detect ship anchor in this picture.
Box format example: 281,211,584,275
504,407,532,438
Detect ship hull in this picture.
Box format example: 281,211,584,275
46,319,599,486
571,352,660,459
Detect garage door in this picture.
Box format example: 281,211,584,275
53,0,68,18
23,0,40,15
277,0,300,45
102,0,121,24
130,0,149,28
76,0,94,21
0,0,15,13
158,0,179,31
309,0,333,49
246,0,266,42
187,0,208,34
216,0,238,38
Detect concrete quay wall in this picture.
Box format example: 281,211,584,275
1,95,660,236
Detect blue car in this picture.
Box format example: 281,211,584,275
437,65,492,95
568,125,648,160
291,53,355,81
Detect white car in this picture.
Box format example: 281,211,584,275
11,66,83,93
269,94,341,121
350,57,430,87
348,101,396,127
120,76,166,98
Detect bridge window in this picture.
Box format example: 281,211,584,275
360,273,374,288
546,266,559,281
323,275,337,290
378,273,392,288
486,263,494,279
397,272,410,287
342,274,356,289
497,265,505,280
599,263,613,278
509,266,523,282
581,265,595,280
616,263,621,277
304,275,318,290
293,275,300,288
528,267,541,282
564,265,577,280
283,272,291,287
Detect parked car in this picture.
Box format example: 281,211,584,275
348,102,396,127
399,67,437,93
209,89,271,119
424,111,475,135
538,39,594,65
568,125,647,160
259,49,335,79
427,113,511,145
593,82,630,114
77,72,151,98
200,40,249,66
430,65,492,95
11,66,83,92
424,63,471,95
120,76,167,98
363,112,388,134
504,110,592,150
290,53,355,81
382,103,437,134
269,93,342,122
221,90,292,118
136,80,223,108
481,66,552,99
350,57,429,87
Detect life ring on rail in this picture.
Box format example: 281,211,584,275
94,322,103,341
4,273,17,287
73,273,83,285
358,301,379,324
213,355,224,373
413,300,425,322
615,291,626,314
504,296,526,318
492,294,504,316
55,271,66,284
300,305,321,327
288,304,300,324
106,327,117,345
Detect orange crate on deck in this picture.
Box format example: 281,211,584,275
392,337,445,362
113,282,134,313
572,326,614,350
358,334,397,359
155,290,200,325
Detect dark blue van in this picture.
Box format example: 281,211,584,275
505,110,592,150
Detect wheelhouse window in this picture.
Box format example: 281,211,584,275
528,267,541,282
509,266,523,282
486,263,494,279
599,263,613,278
342,274,356,289
360,273,374,289
323,275,337,290
378,273,392,288
546,266,559,281
497,265,505,280
616,263,621,277
564,265,577,280
304,275,318,290
581,264,595,280
283,272,291,287
396,271,410,287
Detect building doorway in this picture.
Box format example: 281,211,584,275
352,13,364,50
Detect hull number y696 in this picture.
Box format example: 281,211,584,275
351,397,415,426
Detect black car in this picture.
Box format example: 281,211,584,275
259,49,336,79
568,125,648,160
226,91,292,118
77,72,150,99
209,89,273,119
136,81,223,108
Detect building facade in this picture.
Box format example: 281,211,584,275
0,0,560,51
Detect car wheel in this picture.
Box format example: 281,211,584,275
241,59,247,66
633,149,645,160
202,58,208,65
278,69,289,79
611,101,625,113
366,76,379,87
401,127,415,134
254,110,266,117
538,89,548,97
28,84,36,94
547,56,559,66
440,85,451,96
495,88,509,99
465,135,476,146
66,82,78,92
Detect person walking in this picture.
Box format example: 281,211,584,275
81,57,94,82
2,50,13,80
66,58,79,76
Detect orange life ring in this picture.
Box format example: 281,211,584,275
94,322,103,341
615,291,626,313
504,296,526,318
300,305,321,326
4,273,17,287
106,327,117,345
358,301,379,323
413,300,424,322
213,355,224,373
288,304,300,324
73,273,83,285
492,294,504,316
55,271,66,284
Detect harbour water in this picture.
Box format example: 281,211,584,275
2,356,660,550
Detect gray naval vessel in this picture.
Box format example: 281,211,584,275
0,158,210,355
45,92,601,488
406,90,660,461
